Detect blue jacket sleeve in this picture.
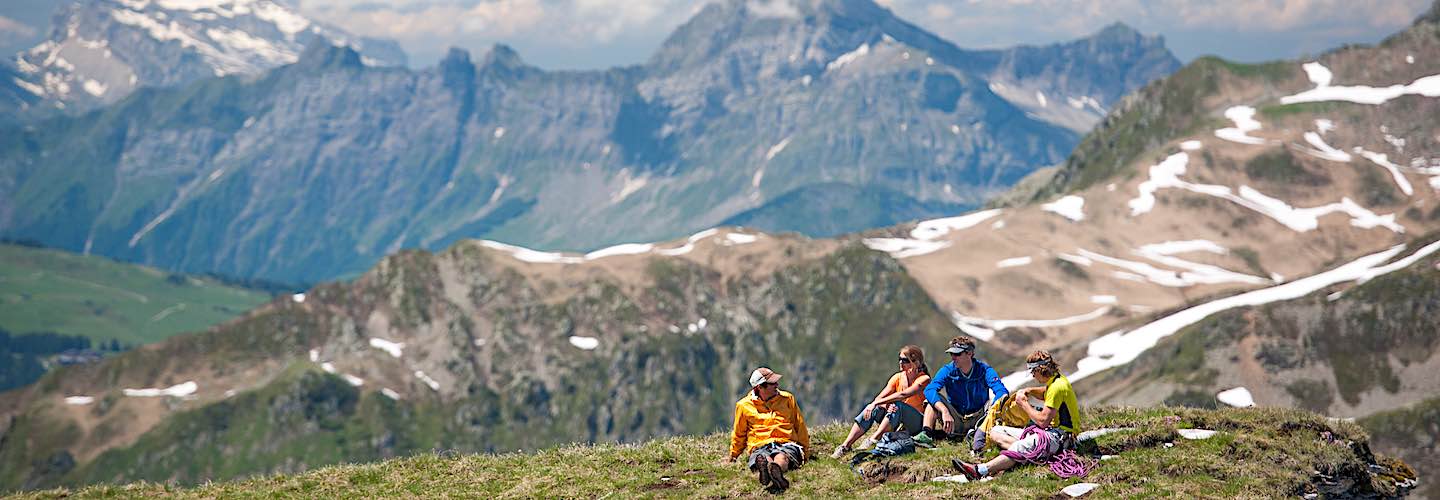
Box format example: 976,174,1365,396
984,364,1009,400
924,364,949,404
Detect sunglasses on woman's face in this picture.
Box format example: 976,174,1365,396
898,357,912,364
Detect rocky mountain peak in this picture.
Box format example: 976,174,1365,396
1418,0,1440,25
11,0,404,110
293,40,362,71
481,44,523,68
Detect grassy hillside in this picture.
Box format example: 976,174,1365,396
0,244,271,346
1361,398,1440,500
0,241,984,491
9,406,1415,499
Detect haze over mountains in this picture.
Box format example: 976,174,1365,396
2,1,1438,493
0,0,1177,284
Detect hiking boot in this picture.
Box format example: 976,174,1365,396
767,461,789,492
757,457,772,487
829,444,851,459
858,437,877,449
913,432,935,447
952,459,981,480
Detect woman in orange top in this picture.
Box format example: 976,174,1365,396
830,345,932,458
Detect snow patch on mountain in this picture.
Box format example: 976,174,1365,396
368,338,404,358
1215,106,1268,145
1129,152,1403,233
826,43,869,72
996,256,1032,268
1002,239,1440,390
124,381,198,397
864,209,1003,258
585,243,654,260
569,336,600,350
1281,62,1440,105
1041,195,1085,222
414,370,440,391
1355,149,1414,196
1300,131,1350,162
953,307,1111,342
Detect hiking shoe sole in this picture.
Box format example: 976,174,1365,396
951,459,981,480
758,459,772,487
768,461,789,491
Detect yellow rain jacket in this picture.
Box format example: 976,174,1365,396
729,390,811,460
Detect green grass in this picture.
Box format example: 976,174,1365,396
0,244,271,345
1360,397,1440,500
12,406,1413,499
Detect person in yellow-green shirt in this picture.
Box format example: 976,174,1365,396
726,367,812,493
952,351,1082,479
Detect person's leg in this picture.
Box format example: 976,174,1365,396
990,426,1022,448
893,403,925,435
980,454,1018,475
768,449,792,491
980,430,1039,476
841,422,868,448
867,418,894,441
953,410,984,448
750,449,773,487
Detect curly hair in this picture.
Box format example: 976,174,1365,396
1027,350,1059,379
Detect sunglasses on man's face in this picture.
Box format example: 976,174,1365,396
759,382,778,389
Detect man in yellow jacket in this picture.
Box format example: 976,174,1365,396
726,367,812,493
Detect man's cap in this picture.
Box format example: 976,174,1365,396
749,367,782,388
945,343,975,354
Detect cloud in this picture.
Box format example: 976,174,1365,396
305,0,547,41
0,14,37,38
291,0,1431,69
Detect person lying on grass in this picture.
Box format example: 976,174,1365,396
831,345,932,458
952,350,1082,480
918,336,1009,451
726,367,813,493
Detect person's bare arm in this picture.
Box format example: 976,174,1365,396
875,375,931,406
1018,387,1055,428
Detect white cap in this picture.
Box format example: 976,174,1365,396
748,367,782,388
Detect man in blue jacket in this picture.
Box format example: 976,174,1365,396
919,336,1008,451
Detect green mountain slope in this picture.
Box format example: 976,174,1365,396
10,407,1418,499
0,243,271,346
0,235,984,490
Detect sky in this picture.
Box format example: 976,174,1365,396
0,0,1432,70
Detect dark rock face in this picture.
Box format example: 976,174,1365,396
0,0,1179,284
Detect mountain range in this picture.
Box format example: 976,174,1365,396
5,0,1440,495
6,0,405,113
0,0,1178,284
2,2,1439,492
